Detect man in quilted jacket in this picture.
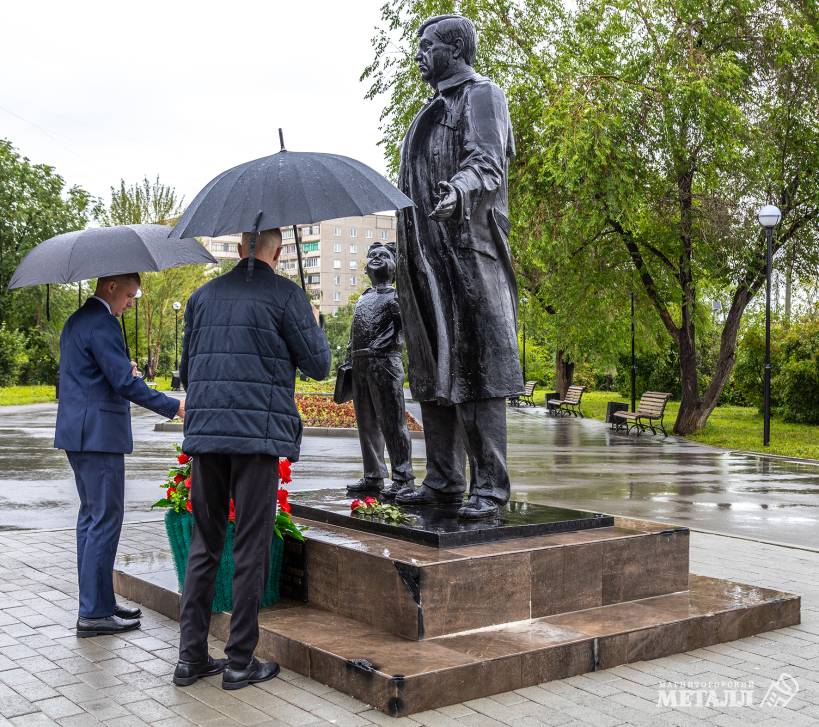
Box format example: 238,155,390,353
174,228,330,690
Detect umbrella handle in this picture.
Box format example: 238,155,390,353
246,210,263,281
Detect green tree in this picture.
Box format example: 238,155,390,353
365,0,819,433
96,177,208,377
0,139,93,383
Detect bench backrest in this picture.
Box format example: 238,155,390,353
564,385,585,404
637,391,672,418
523,380,537,396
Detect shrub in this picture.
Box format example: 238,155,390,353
19,328,59,385
0,326,27,387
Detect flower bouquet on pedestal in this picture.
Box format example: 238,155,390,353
153,445,302,613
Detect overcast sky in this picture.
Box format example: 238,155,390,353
1,0,396,207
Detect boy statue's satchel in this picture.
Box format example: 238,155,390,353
333,362,353,404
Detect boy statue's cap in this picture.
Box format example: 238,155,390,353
366,241,396,258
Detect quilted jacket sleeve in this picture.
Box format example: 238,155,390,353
281,289,331,381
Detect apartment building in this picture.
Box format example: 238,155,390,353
199,214,397,315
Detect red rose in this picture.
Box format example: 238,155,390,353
178,453,190,464
185,500,192,512
277,489,291,513
185,477,191,489
166,487,174,499
364,496,377,506
174,474,184,484
279,459,292,484
350,499,362,511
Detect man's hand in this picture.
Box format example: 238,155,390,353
311,303,321,325
177,400,186,420
130,361,141,378
429,181,458,220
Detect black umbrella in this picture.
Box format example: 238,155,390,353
169,131,414,282
8,224,217,289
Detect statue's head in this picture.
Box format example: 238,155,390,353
415,15,477,87
365,242,397,286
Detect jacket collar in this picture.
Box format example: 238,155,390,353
436,67,484,94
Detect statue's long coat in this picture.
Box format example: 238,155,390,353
396,71,523,405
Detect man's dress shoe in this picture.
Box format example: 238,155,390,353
394,483,462,506
76,615,140,638
346,477,384,493
457,495,500,519
222,658,280,690
114,603,142,619
173,655,228,686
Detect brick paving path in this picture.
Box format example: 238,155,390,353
0,523,813,726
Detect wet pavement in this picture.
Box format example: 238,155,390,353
0,400,817,549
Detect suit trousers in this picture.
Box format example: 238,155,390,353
351,354,414,484
420,397,510,503
66,451,125,619
178,453,277,668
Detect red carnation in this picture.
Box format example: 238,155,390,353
185,500,192,512
279,459,292,484
277,489,291,513
174,474,184,484
185,477,191,489
350,499,362,511
364,496,377,506
229,499,236,521
178,452,190,464
166,487,174,499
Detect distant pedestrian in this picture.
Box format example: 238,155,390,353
55,273,183,637
174,228,330,690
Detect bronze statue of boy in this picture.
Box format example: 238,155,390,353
346,243,415,497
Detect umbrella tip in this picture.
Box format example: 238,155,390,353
278,128,286,152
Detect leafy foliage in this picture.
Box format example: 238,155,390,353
364,0,819,433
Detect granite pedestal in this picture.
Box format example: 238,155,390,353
114,492,800,716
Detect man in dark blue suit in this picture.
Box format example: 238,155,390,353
55,272,183,637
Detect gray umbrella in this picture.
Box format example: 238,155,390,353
8,224,217,289
168,136,414,283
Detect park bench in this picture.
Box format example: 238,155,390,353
612,391,672,436
547,385,586,417
508,380,537,407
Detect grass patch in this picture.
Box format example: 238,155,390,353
578,390,819,460
0,385,57,406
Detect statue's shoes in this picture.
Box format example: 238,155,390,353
346,477,384,493
457,496,501,519
381,480,415,500
395,484,463,506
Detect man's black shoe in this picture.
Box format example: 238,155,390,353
173,655,228,686
346,477,384,493
395,484,462,506
381,479,414,500
222,658,280,690
457,495,500,519
114,603,142,619
76,615,140,638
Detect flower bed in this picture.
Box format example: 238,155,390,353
295,394,422,431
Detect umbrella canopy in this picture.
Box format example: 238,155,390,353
169,150,414,239
8,224,217,289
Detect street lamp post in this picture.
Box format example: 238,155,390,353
630,291,636,412
172,301,181,370
134,289,142,365
520,295,528,383
757,204,782,447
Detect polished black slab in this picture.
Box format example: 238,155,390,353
289,489,614,547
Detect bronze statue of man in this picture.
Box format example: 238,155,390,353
394,14,522,519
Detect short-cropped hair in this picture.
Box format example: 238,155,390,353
242,228,282,251
366,242,396,260
98,272,141,287
418,15,477,66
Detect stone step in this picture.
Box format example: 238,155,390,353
114,567,799,717
300,516,690,639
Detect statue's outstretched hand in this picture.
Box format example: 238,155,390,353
429,181,458,220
